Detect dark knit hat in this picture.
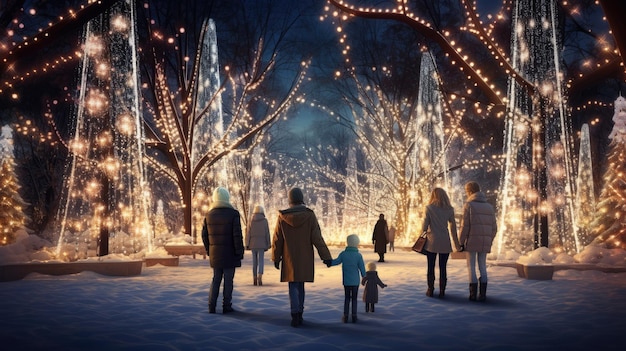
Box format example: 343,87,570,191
288,187,304,205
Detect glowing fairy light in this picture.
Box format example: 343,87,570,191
83,35,104,57
96,131,112,148
68,139,87,155
115,113,135,136
111,15,129,32
86,180,101,197
95,62,109,78
85,89,108,115
102,157,120,179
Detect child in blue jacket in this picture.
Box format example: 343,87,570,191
329,234,366,323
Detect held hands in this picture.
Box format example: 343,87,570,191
383,284,388,289
323,259,332,267
459,245,465,252
274,261,280,270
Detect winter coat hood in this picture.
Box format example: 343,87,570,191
278,205,312,227
272,205,332,282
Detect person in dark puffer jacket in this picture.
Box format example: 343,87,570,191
201,187,244,314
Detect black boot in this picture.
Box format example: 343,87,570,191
365,303,370,313
371,304,375,312
478,282,487,301
439,279,447,298
426,275,435,297
469,283,478,301
298,312,303,325
291,313,300,327
352,314,357,323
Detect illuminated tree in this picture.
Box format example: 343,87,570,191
590,95,626,249
325,0,626,254
0,125,27,245
140,3,310,239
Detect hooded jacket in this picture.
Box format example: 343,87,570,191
458,191,497,253
330,245,366,286
246,212,270,250
272,205,332,282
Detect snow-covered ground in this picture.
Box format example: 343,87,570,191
1,242,625,351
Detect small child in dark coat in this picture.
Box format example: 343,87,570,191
361,261,387,312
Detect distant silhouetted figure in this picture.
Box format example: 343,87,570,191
372,214,389,262
388,225,396,252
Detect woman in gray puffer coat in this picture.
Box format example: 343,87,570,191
246,204,270,286
458,181,497,302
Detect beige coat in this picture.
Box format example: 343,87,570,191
272,205,332,282
458,192,497,253
421,204,460,253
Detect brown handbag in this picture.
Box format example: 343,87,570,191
412,232,428,255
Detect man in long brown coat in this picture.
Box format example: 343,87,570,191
372,214,389,262
272,187,332,327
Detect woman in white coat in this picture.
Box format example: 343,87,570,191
458,181,497,301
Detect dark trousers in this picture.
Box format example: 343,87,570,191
344,285,359,316
209,267,235,308
426,251,449,285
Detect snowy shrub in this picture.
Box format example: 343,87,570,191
553,252,576,264
574,244,626,266
516,246,555,265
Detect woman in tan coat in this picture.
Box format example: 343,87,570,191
420,188,460,298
